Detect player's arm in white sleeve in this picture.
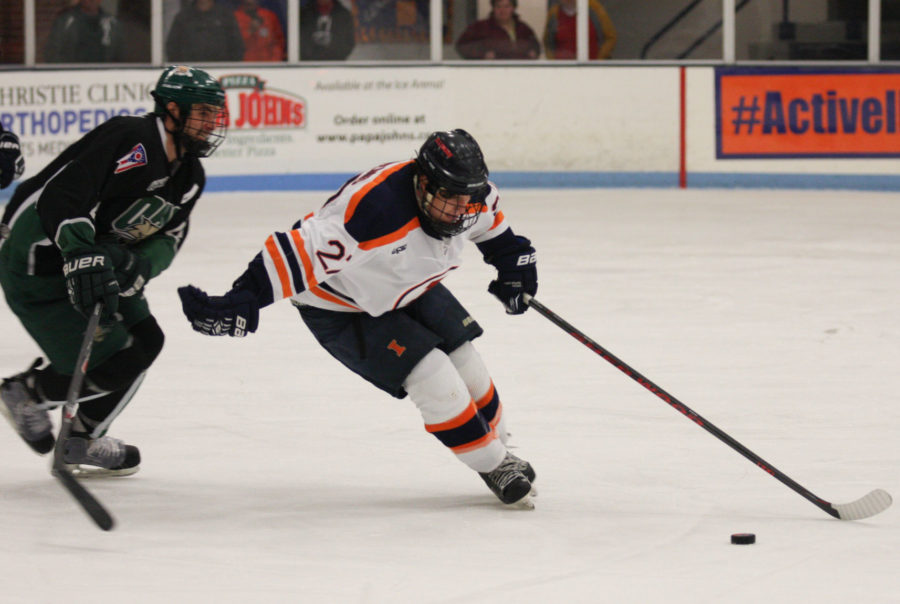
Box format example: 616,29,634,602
177,214,362,336
469,184,539,315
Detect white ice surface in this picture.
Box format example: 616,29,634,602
1,188,897,603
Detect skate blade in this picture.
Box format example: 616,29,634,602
506,487,537,510
507,493,535,510
65,463,140,479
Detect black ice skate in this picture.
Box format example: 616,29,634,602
0,359,54,454
64,433,141,478
479,452,536,508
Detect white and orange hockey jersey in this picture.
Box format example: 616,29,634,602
235,160,514,315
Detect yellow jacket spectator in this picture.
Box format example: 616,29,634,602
544,0,616,60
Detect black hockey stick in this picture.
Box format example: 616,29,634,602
51,302,115,531
524,294,892,521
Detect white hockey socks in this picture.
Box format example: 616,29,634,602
448,341,509,444
403,349,505,473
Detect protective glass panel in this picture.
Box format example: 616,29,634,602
738,0,868,61
624,0,724,60
880,0,900,60
0,0,25,64
343,0,431,61
164,0,286,63
37,0,150,64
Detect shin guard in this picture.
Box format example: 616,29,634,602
403,349,505,472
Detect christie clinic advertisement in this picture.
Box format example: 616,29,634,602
0,68,450,177
0,66,676,186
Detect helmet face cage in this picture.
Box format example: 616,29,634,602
152,65,228,158
419,187,486,237
415,129,489,236
180,103,228,158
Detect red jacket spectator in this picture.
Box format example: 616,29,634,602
456,0,540,60
235,0,285,61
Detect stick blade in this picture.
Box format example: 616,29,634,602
832,489,892,521
52,467,116,531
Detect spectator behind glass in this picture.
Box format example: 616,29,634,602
44,0,124,63
235,0,285,61
455,0,540,60
118,1,151,63
300,0,355,61
166,0,245,62
544,0,616,60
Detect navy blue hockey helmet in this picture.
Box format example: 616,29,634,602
415,129,489,236
416,129,489,197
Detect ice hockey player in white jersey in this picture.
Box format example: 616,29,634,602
178,129,539,507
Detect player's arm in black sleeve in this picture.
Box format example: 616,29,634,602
36,119,140,254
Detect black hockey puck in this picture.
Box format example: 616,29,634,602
731,533,756,545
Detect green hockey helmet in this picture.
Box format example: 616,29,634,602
151,65,227,157
152,65,225,113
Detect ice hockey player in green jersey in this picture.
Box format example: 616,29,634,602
0,65,227,476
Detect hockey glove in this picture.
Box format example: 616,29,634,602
98,243,151,297
177,285,259,337
486,236,537,315
63,247,120,319
0,130,25,189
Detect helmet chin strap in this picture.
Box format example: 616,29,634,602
413,174,433,211
161,105,189,162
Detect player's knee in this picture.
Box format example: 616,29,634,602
404,349,471,423
448,341,492,400
87,316,164,391
130,315,165,364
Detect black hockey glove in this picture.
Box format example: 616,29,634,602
63,247,120,319
98,243,152,297
178,285,259,337
485,236,537,315
0,130,25,189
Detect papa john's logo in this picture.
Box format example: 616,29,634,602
219,74,306,130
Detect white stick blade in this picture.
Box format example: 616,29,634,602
832,489,892,521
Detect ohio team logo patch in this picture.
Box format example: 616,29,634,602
115,143,148,174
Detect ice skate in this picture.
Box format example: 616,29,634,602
479,451,536,509
63,433,141,478
0,359,54,454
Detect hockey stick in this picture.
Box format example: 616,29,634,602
523,294,892,521
51,302,115,531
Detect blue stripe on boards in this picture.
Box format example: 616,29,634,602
201,171,900,192
7,171,900,205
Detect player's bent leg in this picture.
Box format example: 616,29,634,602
404,348,505,471
404,349,534,506
448,341,509,445
65,316,162,477
298,303,533,506
448,342,536,489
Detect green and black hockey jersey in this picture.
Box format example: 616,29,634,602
0,113,205,280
